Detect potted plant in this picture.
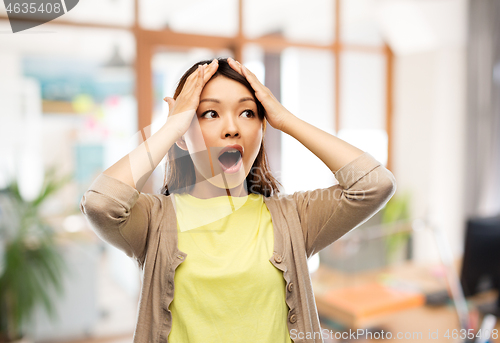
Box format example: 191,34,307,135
381,190,412,266
0,166,72,342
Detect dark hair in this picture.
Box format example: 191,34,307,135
160,57,282,197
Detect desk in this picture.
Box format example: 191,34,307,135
311,261,500,342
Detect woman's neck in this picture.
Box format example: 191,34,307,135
189,177,249,199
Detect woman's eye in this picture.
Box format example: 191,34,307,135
241,110,255,118
201,110,217,119
201,109,255,119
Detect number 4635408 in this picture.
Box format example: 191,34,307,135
6,2,62,14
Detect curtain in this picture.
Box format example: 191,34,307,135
465,0,500,217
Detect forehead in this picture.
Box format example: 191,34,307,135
200,76,253,100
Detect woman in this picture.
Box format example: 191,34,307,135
80,57,397,343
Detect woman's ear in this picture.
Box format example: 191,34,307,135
175,136,188,151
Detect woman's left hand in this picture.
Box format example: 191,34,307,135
227,57,293,132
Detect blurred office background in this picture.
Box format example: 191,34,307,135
1,0,500,342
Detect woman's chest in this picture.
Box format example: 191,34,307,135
176,205,275,277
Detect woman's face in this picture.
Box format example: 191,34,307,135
177,75,263,193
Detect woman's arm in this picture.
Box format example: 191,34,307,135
102,122,180,192
80,175,155,266
292,152,396,258
281,115,364,173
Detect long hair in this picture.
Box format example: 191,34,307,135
160,58,282,197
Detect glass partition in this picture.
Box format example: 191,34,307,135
338,51,387,165
281,47,336,194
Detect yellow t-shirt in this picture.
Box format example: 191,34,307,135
168,192,293,343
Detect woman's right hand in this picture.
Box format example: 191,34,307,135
163,58,219,138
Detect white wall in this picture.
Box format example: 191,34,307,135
390,0,468,263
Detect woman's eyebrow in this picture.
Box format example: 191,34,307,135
199,97,256,104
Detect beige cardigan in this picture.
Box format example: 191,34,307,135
79,151,396,343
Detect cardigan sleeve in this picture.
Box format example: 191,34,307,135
291,151,397,259
79,173,157,267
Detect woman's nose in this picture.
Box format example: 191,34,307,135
225,131,239,137
222,116,239,137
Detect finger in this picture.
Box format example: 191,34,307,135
181,66,201,96
228,58,263,91
197,63,204,89
184,64,206,94
227,57,243,75
196,63,214,98
163,97,176,115
227,58,263,94
203,58,219,83
163,96,174,106
188,64,204,96
240,64,276,103
240,64,266,91
240,63,254,80
187,64,206,86
186,64,202,84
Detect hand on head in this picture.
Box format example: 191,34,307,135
164,59,219,138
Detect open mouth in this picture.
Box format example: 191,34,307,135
218,149,242,169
